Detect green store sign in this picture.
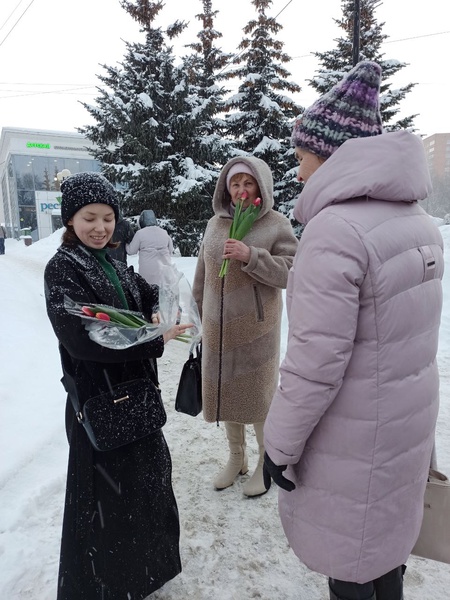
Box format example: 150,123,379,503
26,142,51,149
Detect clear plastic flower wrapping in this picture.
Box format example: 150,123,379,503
64,264,202,350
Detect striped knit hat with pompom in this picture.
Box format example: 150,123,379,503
292,61,383,159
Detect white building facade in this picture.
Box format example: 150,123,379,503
0,127,100,240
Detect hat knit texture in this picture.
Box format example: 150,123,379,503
61,172,119,226
226,162,255,192
292,61,383,159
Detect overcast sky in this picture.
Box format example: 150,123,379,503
0,0,449,138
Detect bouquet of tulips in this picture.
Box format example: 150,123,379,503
64,296,172,349
219,191,262,277
64,265,202,350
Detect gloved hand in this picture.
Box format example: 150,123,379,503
263,451,296,492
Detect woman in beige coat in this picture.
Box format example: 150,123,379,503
193,157,298,497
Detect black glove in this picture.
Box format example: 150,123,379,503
263,451,296,492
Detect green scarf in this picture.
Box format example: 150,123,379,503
89,248,129,309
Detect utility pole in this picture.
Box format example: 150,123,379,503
352,0,360,66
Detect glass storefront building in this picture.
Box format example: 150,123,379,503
0,127,100,240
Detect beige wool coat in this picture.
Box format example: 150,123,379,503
193,157,298,424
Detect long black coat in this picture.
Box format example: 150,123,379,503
44,244,181,600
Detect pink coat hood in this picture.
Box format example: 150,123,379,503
265,131,443,583
294,130,432,224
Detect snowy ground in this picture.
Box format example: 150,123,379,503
1,227,450,600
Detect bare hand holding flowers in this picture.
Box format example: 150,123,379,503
163,322,194,344
219,192,262,278
222,239,251,263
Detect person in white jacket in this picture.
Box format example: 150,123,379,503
126,210,174,286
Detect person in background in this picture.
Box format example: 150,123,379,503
193,157,298,497
44,172,190,600
263,62,444,600
0,223,6,255
107,213,135,263
126,209,174,286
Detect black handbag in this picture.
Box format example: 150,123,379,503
175,343,202,417
79,378,167,451
59,344,166,451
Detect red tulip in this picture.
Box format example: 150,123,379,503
95,312,111,321
219,190,262,277
81,306,95,317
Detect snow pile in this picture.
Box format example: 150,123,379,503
1,229,450,599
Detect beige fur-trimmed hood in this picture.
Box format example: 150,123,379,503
212,156,274,219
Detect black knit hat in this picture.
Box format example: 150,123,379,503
61,172,119,226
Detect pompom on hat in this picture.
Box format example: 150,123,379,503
226,162,255,192
61,172,119,226
292,61,383,159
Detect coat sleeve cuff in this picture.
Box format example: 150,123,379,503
241,246,258,273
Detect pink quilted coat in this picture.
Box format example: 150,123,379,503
264,131,444,583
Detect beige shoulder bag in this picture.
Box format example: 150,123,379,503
412,453,450,564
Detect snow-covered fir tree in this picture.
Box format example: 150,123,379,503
223,0,302,217
183,0,234,156
172,0,238,246
79,0,173,214
309,0,416,130
79,1,219,255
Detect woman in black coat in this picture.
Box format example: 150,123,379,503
44,172,190,600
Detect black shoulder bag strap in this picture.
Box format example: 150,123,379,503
59,343,83,417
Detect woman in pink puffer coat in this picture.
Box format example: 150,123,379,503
263,62,444,600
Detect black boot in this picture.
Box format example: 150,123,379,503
374,565,406,600
329,578,375,600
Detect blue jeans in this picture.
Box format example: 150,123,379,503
0,238,4,254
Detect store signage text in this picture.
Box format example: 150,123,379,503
40,197,61,212
26,142,51,149
40,203,60,211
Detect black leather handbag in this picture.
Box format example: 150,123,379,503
175,343,202,417
79,378,166,451
60,344,166,451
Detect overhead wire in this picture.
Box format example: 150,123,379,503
384,30,450,44
291,29,450,58
0,85,97,100
0,81,94,86
0,0,36,48
0,0,448,97
0,0,26,33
